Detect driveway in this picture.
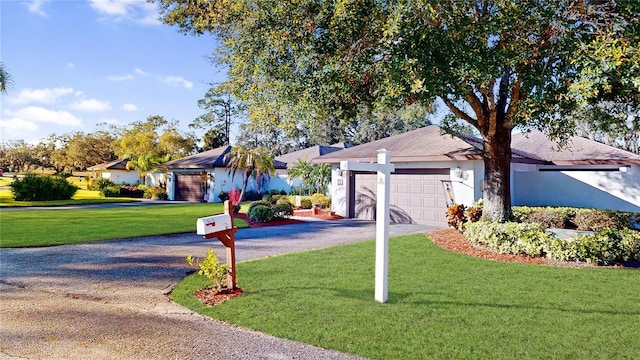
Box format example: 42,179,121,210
0,219,437,359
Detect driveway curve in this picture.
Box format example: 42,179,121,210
0,218,437,359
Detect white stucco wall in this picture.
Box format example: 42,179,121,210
513,165,640,212
103,170,141,185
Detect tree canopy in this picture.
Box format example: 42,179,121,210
158,0,639,221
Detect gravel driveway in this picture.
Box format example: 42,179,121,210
0,218,436,359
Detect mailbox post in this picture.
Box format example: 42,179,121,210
340,149,395,303
196,200,238,289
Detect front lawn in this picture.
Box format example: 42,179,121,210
172,234,640,359
0,203,248,247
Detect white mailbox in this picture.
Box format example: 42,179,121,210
196,214,233,236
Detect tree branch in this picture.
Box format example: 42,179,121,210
441,96,479,128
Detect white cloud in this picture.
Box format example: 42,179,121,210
26,0,50,16
107,74,134,81
88,0,160,25
0,117,40,139
164,76,194,89
65,63,75,70
4,107,83,127
6,87,74,105
122,103,138,111
69,99,112,112
134,68,148,76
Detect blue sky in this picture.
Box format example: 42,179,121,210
1,0,226,144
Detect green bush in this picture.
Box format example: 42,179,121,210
465,220,640,266
310,193,331,208
88,177,116,191
186,249,228,291
10,173,79,201
248,200,271,214
300,198,313,209
464,221,549,257
272,202,293,217
543,228,639,266
101,186,121,197
248,204,275,222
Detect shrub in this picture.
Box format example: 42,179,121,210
186,249,228,291
279,189,287,195
446,204,467,231
10,173,79,201
143,186,167,200
464,221,549,257
262,194,273,204
272,202,293,217
101,186,121,197
88,177,116,191
574,210,617,231
248,204,275,222
529,210,567,229
310,193,331,208
228,188,242,205
300,198,313,209
619,229,640,262
247,200,271,214
465,199,483,223
513,206,577,228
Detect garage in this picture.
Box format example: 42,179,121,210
174,173,204,202
349,169,450,227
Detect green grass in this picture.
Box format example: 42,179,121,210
0,203,248,247
172,234,640,359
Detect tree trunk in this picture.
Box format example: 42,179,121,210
481,127,513,222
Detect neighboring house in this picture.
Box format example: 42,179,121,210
315,125,640,227
88,159,165,186
161,146,288,202
274,143,351,189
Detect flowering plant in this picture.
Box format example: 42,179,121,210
228,187,242,205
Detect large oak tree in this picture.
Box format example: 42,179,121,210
157,0,639,221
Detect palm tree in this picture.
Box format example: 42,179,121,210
0,62,14,94
126,155,169,185
225,146,275,201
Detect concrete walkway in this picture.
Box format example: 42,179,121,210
0,219,437,359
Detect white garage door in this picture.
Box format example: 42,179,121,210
351,169,450,227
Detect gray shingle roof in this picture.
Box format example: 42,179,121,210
87,158,130,171
511,131,640,165
275,144,351,168
161,146,231,169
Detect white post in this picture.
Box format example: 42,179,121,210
375,149,391,303
339,150,394,304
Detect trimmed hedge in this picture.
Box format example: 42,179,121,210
464,221,549,257
464,220,640,266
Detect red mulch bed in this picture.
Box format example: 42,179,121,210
193,287,244,306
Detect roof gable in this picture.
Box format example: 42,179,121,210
87,158,131,171
162,146,231,169
276,143,350,167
